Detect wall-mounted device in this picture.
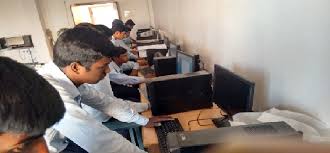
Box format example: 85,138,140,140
0,38,6,49
2,35,33,49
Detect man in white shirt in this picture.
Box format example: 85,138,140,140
108,47,145,101
38,27,171,153
111,24,139,60
123,19,137,46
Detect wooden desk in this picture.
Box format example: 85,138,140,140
139,84,225,152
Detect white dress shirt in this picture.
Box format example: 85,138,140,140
109,61,145,85
38,62,147,153
84,73,149,122
112,37,138,60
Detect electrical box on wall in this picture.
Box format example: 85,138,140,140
0,37,6,49
1,35,33,49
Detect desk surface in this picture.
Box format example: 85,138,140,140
139,83,225,149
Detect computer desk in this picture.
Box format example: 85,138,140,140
139,83,225,153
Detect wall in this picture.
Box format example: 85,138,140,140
151,0,330,125
0,0,51,63
38,0,153,40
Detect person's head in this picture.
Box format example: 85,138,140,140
53,27,115,86
125,19,136,30
112,19,124,28
75,22,96,29
124,27,132,38
111,24,126,40
0,57,65,153
111,47,129,65
57,28,69,37
95,24,113,39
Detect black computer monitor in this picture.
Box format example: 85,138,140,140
213,64,255,115
154,56,177,77
147,71,213,115
146,49,168,65
168,43,180,57
176,51,200,74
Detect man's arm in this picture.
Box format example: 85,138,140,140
53,108,147,153
79,85,149,125
121,61,139,76
109,70,145,85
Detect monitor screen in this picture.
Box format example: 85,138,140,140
213,64,255,114
147,71,213,115
168,43,178,57
176,51,195,74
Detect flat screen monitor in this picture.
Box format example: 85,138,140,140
146,49,168,66
176,51,196,74
147,71,213,115
168,43,180,57
213,64,255,115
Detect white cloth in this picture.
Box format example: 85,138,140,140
84,73,149,122
231,108,330,143
38,62,147,153
109,61,145,85
112,37,138,60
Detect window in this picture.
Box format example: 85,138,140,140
71,2,119,28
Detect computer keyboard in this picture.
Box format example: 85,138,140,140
155,118,184,153
244,124,278,135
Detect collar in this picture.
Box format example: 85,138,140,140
109,61,122,73
38,62,81,102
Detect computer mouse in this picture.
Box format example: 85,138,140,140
154,122,162,127
212,117,230,128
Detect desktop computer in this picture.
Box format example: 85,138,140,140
176,51,200,74
154,56,177,77
146,49,168,65
146,71,213,116
213,64,255,115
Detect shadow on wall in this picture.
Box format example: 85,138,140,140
232,63,269,112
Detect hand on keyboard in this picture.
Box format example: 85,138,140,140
145,116,174,128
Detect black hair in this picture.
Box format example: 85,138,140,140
57,28,69,37
125,26,132,32
75,22,96,29
111,24,126,33
0,57,65,136
125,19,136,26
111,47,128,58
95,24,113,37
53,27,115,69
112,19,124,27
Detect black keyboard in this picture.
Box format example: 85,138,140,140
155,118,184,153
244,124,278,135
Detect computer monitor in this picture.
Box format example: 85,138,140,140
213,64,255,115
168,43,180,57
146,49,168,65
176,51,200,74
153,56,177,77
147,71,213,115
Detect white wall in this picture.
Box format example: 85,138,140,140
0,0,51,63
151,0,330,125
38,0,153,40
